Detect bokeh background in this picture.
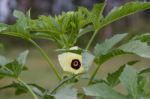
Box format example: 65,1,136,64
0,0,150,99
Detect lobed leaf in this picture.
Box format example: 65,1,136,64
0,50,29,78
94,33,128,56
95,49,127,65
0,10,31,39
106,60,138,87
30,11,90,48
84,83,127,99
138,67,150,75
119,65,138,99
135,33,150,42
77,25,94,38
90,3,106,29
52,85,77,99
0,23,7,32
99,2,150,30
0,56,10,67
119,40,150,58
94,33,150,65
17,50,29,66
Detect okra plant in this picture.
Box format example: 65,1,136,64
0,1,150,99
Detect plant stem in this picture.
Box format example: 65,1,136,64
88,64,102,85
50,74,79,94
17,78,38,99
86,29,98,50
82,30,100,99
28,39,61,81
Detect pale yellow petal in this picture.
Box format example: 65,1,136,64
58,52,84,74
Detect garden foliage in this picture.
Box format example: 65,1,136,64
0,1,150,99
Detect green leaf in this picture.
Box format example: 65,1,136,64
43,95,55,99
1,25,29,38
77,25,94,38
99,2,150,30
94,97,104,99
135,33,150,42
107,66,124,87
0,23,7,32
0,82,45,96
13,10,26,20
95,39,150,65
32,14,82,48
0,60,21,78
106,60,138,87
82,51,95,72
0,10,31,39
30,15,60,35
31,11,84,48
77,7,91,28
0,50,29,78
31,32,54,41
84,83,127,99
52,84,77,99
119,40,150,58
17,50,29,66
13,10,30,30
119,65,138,99
137,76,147,93
0,82,28,95
91,3,105,20
94,33,128,56
138,67,150,75
95,49,126,64
90,3,106,29
0,56,10,67
30,15,65,47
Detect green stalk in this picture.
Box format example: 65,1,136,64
50,74,79,94
28,39,61,81
17,78,38,99
82,29,101,99
86,29,98,50
88,64,102,85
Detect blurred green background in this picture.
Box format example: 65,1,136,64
0,0,150,99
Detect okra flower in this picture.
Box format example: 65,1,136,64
58,52,84,74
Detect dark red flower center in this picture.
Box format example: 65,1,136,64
71,59,81,70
